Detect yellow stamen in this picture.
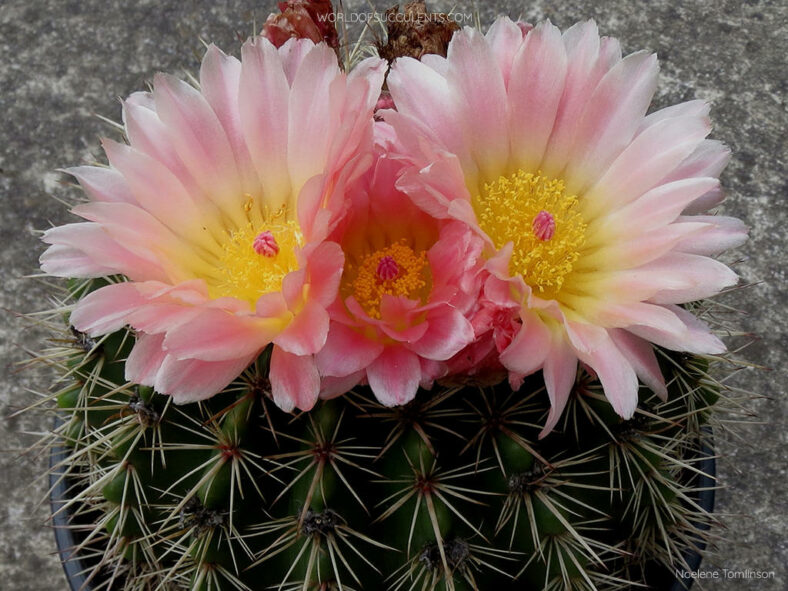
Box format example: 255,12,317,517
474,170,586,299
347,240,431,319
208,204,302,306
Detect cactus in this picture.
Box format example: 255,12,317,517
34,277,734,591
22,1,752,588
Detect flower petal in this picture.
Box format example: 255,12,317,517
239,37,292,208
125,332,169,386
304,241,344,307
41,222,167,281
101,139,219,250
153,354,253,404
273,298,329,356
485,16,527,86
122,96,202,202
162,308,279,361
675,215,748,255
39,243,117,278
200,44,262,199
609,329,667,400
387,58,469,168
645,253,739,304
287,42,342,192
627,304,725,355
319,371,365,400
541,20,605,176
508,20,567,173
316,322,384,378
366,346,422,407
565,51,659,194
583,114,711,216
566,322,639,419
269,346,320,412
64,166,137,204
499,311,552,376
539,338,577,438
410,309,474,361
599,176,719,236
152,73,243,216
70,282,151,335
445,26,510,181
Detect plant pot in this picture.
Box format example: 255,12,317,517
49,426,716,591
50,443,95,591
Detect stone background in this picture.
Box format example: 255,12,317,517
0,0,784,589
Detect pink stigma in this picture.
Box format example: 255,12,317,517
253,230,279,257
532,210,556,241
376,256,399,281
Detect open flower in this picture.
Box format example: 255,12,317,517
384,19,747,435
316,146,482,405
41,38,385,410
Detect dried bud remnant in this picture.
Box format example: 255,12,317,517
262,0,339,49
378,1,460,63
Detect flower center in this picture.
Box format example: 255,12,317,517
253,230,280,257
209,206,302,305
474,170,586,299
376,255,400,280
348,241,430,319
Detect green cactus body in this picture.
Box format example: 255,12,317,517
45,281,723,591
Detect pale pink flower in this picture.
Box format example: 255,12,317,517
316,147,483,406
384,19,747,435
41,38,385,410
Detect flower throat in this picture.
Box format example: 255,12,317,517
209,202,302,305
474,170,586,299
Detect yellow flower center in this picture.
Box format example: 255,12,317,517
474,170,587,299
208,204,303,306
346,240,431,319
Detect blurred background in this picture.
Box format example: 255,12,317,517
1,1,784,588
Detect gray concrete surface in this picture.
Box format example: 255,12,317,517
0,1,784,589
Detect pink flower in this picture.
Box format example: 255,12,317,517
316,147,483,406
41,38,385,410
443,295,521,387
384,19,747,435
